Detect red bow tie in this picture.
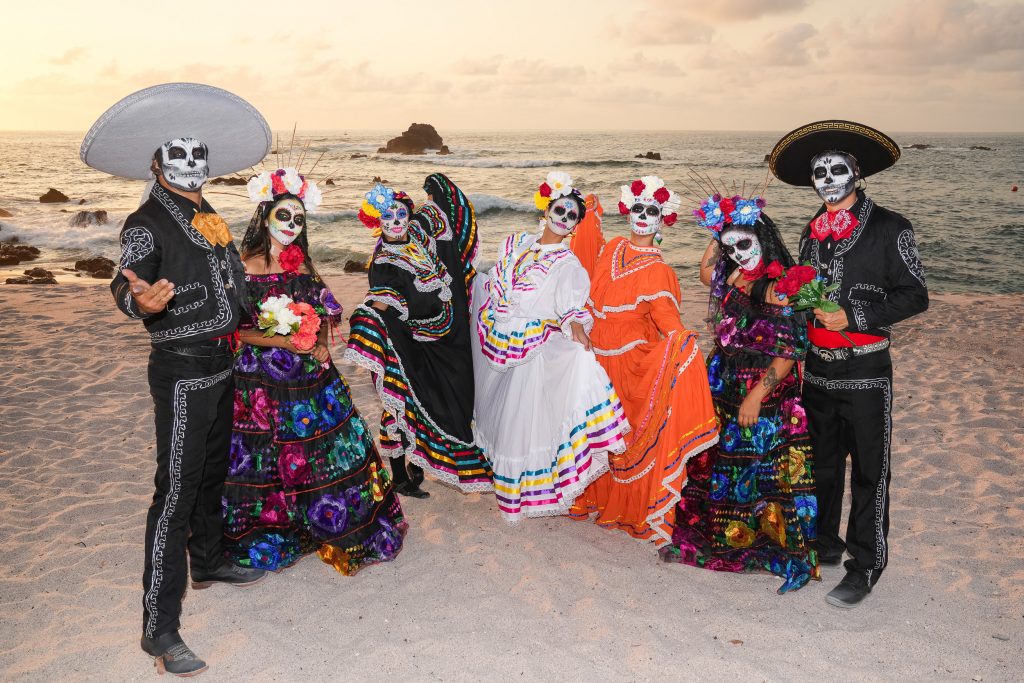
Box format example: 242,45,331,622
811,209,859,242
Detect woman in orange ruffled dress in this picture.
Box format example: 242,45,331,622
568,176,718,546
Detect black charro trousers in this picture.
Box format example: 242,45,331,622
803,350,894,587
142,344,233,638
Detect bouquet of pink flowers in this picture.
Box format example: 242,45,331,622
256,294,322,352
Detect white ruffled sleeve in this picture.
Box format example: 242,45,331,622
554,258,594,337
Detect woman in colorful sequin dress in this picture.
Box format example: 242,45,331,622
567,177,718,547
471,172,630,523
222,168,406,575
345,174,492,496
659,193,819,593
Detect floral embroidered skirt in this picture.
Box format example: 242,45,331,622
659,350,820,593
223,344,407,575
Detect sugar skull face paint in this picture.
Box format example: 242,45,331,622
380,201,410,240
811,151,857,205
158,137,209,192
628,201,663,236
545,196,581,236
267,197,305,246
721,228,762,271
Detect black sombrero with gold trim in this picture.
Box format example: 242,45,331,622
769,120,900,187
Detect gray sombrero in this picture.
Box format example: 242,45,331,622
769,119,900,187
80,82,272,179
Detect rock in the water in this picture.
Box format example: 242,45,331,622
40,188,70,203
24,267,53,278
378,123,447,155
635,151,662,160
70,210,109,227
438,145,451,155
371,176,391,184
349,153,366,159
0,255,19,266
0,208,12,218
75,256,116,279
6,274,57,285
343,259,369,273
763,154,771,163
209,176,249,185
970,145,993,151
905,143,932,150
0,242,41,265
325,178,336,186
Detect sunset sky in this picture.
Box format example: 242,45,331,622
4,0,1022,132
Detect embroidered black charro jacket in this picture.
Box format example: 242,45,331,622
110,183,247,346
798,190,929,339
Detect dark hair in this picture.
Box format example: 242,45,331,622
712,213,796,304
240,194,322,279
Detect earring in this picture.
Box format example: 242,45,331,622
654,231,663,245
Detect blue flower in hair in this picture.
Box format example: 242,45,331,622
730,198,763,226
365,183,395,213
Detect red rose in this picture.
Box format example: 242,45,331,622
774,275,800,297
653,187,671,204
539,182,552,198
765,260,784,279
662,213,678,226
618,201,629,215
357,209,381,230
718,197,736,216
278,244,305,275
791,265,817,284
630,179,646,196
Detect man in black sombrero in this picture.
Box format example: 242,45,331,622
769,121,928,608
82,83,273,675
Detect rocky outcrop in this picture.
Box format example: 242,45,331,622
970,145,993,151
325,179,335,186
635,151,662,160
0,241,41,266
7,267,56,284
378,124,450,155
40,188,70,203
905,144,932,150
209,176,248,186
70,210,108,227
343,259,369,273
74,256,116,279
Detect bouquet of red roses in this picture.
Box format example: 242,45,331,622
775,263,856,345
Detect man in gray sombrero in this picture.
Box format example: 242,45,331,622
769,121,928,608
82,83,272,675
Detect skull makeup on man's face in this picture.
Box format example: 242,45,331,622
380,201,410,240
158,137,209,192
811,151,857,205
267,198,306,246
545,196,581,236
721,228,762,271
628,201,663,236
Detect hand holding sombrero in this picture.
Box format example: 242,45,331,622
769,119,900,186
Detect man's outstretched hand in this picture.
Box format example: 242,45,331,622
123,268,175,314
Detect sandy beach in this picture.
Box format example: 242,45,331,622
0,275,1021,682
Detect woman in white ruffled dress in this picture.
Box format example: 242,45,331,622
472,172,630,523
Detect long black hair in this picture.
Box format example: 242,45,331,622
240,193,323,279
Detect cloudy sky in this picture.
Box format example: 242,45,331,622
4,0,1022,132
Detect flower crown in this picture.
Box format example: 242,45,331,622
617,175,681,226
358,183,411,230
693,193,766,238
247,167,322,211
533,171,575,211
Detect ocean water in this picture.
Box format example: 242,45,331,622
1,130,1021,294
